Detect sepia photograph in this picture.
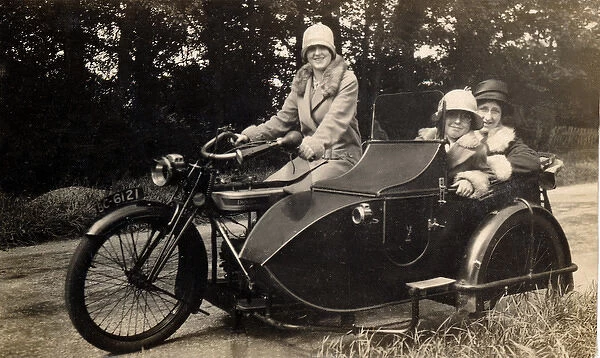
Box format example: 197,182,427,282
0,1,597,357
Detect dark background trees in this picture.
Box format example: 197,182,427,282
0,0,597,194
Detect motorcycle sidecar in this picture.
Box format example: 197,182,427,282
238,91,576,324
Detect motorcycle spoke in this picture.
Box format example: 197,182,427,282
76,216,193,341
91,285,136,330
101,239,131,271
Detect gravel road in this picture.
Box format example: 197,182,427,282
0,182,596,357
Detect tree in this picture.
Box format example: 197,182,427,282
0,0,597,193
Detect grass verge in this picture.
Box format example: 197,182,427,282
318,285,597,357
0,176,171,250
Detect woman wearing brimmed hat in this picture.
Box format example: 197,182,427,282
235,23,361,193
473,79,539,181
416,89,493,198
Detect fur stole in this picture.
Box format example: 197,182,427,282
474,126,515,181
453,131,481,149
475,126,516,154
416,127,481,149
292,55,348,98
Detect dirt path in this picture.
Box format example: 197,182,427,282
547,182,598,289
0,183,596,357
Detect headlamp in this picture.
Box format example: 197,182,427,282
151,154,186,186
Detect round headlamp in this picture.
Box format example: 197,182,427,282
151,154,186,186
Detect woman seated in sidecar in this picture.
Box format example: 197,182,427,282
416,89,494,199
472,79,542,203
473,79,540,181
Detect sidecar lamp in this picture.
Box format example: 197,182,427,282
152,154,185,186
352,203,373,225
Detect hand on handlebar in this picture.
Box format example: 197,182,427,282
233,134,250,146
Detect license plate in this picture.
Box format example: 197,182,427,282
96,188,143,213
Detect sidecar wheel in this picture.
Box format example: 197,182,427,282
65,215,207,353
477,211,571,311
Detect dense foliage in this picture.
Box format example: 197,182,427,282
0,0,598,193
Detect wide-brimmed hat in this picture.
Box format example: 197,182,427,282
436,89,483,130
301,23,336,62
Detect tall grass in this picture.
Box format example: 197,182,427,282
318,286,597,357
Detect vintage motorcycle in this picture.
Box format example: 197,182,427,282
64,91,577,353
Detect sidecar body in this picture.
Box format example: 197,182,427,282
238,91,577,315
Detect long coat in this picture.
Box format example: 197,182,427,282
242,55,362,193
475,126,540,181
417,127,492,198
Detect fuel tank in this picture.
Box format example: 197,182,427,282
239,141,447,311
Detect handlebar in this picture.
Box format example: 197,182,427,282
200,131,303,164
200,132,240,161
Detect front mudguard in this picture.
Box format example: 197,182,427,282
86,200,175,237
455,200,575,312
85,200,208,312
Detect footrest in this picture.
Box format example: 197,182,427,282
406,277,456,294
236,297,267,312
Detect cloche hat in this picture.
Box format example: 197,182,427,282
301,23,336,62
436,89,483,130
473,79,513,114
473,79,510,104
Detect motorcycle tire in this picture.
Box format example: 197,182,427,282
65,214,207,353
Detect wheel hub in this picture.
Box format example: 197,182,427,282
126,269,154,290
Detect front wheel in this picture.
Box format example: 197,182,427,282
65,213,207,353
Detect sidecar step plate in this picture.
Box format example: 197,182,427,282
406,277,456,293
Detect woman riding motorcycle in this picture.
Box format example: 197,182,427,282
235,23,362,193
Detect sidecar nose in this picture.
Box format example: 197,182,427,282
240,190,366,265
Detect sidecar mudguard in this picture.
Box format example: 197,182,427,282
86,200,174,237
455,200,576,312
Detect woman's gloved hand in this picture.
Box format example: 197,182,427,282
233,134,250,146
298,142,316,161
451,179,474,197
297,136,324,161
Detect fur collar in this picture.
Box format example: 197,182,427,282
416,127,481,149
475,126,516,153
454,131,481,149
292,55,348,98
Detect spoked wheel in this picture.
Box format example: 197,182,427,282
65,214,207,353
477,210,572,311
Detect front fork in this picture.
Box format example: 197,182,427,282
129,202,198,285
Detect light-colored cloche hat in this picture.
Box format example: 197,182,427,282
301,23,336,62
436,89,484,130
